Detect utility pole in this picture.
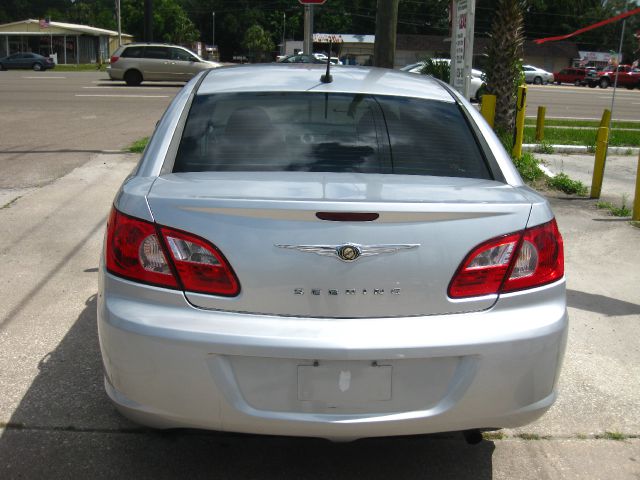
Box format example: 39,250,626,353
282,12,286,55
373,0,399,68
212,11,215,50
303,5,314,55
116,0,122,47
144,0,153,42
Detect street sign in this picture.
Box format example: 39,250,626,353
449,0,476,100
299,0,327,4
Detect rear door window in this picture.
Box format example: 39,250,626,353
122,46,144,58
173,92,491,180
143,47,169,59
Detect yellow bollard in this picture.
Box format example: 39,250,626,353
633,151,640,222
590,126,609,199
512,85,527,159
480,94,496,128
535,106,546,142
599,109,611,128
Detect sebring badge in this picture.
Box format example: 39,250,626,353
275,243,419,262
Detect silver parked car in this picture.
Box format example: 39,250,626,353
98,64,567,441
107,43,221,85
523,64,554,85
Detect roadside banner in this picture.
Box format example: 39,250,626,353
534,7,640,44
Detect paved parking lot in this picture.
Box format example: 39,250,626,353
0,71,639,479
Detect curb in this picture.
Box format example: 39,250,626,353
523,144,640,155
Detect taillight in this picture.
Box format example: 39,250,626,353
106,208,178,289
161,227,240,296
105,207,240,296
448,219,563,298
110,55,119,64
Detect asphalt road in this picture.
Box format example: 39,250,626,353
525,83,640,121
0,70,177,192
0,71,639,479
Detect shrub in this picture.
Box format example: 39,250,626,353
546,173,587,196
513,152,545,182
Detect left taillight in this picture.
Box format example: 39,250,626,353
105,207,240,296
448,219,564,299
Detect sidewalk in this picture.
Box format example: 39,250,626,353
537,151,639,207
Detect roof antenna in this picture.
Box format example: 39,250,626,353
320,40,333,83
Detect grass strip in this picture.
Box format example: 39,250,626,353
523,126,640,147
525,118,640,129
128,137,149,153
52,64,107,72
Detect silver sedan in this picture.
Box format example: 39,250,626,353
98,64,567,441
523,64,555,84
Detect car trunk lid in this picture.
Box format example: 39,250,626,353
147,172,532,318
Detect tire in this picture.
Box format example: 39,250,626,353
574,80,581,86
0,63,5,71
588,82,597,88
533,76,542,85
475,85,486,103
124,70,142,86
32,63,43,71
625,84,634,90
599,78,609,89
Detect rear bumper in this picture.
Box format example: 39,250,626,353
106,66,122,80
98,272,568,440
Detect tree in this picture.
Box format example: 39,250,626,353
484,0,525,134
243,24,274,62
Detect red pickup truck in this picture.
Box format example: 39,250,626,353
586,65,640,89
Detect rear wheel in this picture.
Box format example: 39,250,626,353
574,79,581,86
599,78,610,88
533,76,542,85
0,63,5,71
588,81,597,88
124,70,142,86
32,63,43,71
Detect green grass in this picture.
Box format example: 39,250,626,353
482,431,505,441
546,173,588,195
525,118,640,129
596,195,633,217
513,152,545,182
595,431,628,441
523,126,640,147
534,141,554,154
128,137,149,153
52,63,107,72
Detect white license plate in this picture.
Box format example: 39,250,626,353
297,363,392,403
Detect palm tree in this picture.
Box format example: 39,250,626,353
484,0,525,135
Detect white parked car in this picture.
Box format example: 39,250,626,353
401,60,486,102
522,65,554,85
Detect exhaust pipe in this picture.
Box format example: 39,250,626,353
463,429,483,445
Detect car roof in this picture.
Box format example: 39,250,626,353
122,42,187,48
197,64,455,102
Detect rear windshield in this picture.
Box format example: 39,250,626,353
173,92,491,179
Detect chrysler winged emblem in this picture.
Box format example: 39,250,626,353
275,243,419,262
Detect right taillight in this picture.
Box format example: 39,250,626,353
448,219,564,298
105,207,240,296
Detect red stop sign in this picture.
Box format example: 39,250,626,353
299,0,327,4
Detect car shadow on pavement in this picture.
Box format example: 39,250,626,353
567,289,640,316
0,295,495,479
